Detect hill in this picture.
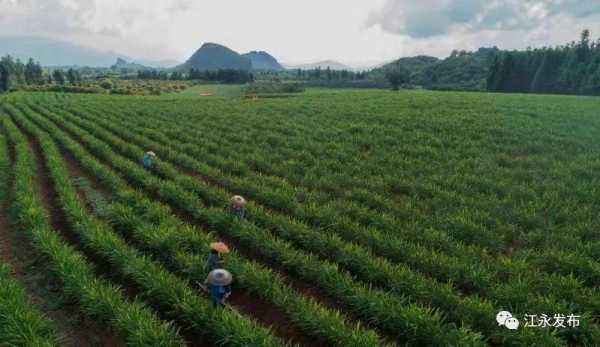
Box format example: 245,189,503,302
177,43,251,72
370,56,439,83
243,51,283,71
0,36,175,68
373,48,500,90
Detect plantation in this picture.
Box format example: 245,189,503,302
0,88,599,346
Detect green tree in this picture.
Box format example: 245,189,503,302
24,58,43,85
67,68,77,84
52,70,65,85
385,66,410,91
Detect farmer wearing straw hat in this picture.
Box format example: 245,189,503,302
205,269,233,307
143,151,156,170
229,195,247,220
207,242,229,272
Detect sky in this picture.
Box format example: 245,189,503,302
1,0,600,66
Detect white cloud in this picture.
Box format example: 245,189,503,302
367,0,600,38
1,0,600,64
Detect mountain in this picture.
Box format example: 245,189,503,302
284,60,352,71
177,43,251,72
111,58,150,71
243,51,283,71
0,36,177,68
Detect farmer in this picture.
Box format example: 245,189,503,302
205,269,233,307
229,195,247,220
207,242,229,272
142,151,156,170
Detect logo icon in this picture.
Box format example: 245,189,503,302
497,311,519,330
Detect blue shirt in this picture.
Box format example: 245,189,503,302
208,284,231,301
230,206,245,219
143,153,153,168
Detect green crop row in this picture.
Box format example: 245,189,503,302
0,262,61,347
22,99,578,346
76,94,600,263
37,94,600,270
0,114,186,347
19,98,492,346
23,96,389,347
66,101,600,322
6,104,287,347
0,132,61,347
30,99,600,346
63,98,600,290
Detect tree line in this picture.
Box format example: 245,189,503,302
0,55,82,92
487,30,600,95
136,69,254,84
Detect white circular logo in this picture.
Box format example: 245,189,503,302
496,311,512,326
505,317,520,330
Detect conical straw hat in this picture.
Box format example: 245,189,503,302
210,242,230,254
231,195,247,206
207,269,233,286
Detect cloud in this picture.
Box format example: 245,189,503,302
367,0,600,38
0,0,98,34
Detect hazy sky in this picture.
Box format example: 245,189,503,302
2,0,600,65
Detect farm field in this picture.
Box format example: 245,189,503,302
0,88,599,346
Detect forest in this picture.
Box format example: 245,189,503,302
487,30,600,95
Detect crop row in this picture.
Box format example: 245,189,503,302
22,100,577,346
38,95,600,269
0,262,61,347
59,97,600,287
86,96,600,260
0,131,61,347
66,100,600,317
0,114,186,347
23,98,389,347
17,99,494,346
6,104,288,347
30,99,600,346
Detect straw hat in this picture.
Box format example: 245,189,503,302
231,195,247,207
207,269,233,286
210,242,230,254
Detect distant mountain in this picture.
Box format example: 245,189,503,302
177,43,251,72
284,60,352,71
135,58,180,68
0,36,177,68
111,58,150,71
243,51,283,71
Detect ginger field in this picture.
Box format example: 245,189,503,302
0,89,599,346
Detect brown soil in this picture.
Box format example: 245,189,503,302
228,290,328,347
40,107,390,345
55,134,316,347
0,132,19,272
55,139,218,347
16,122,126,347
62,150,112,201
